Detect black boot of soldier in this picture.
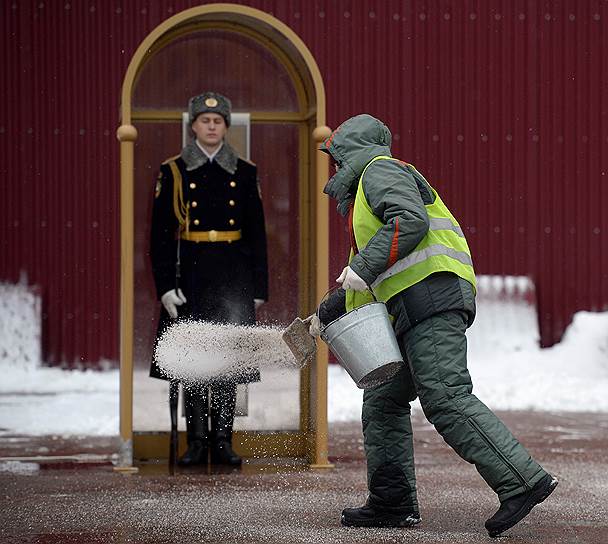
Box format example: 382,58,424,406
209,384,241,466
178,439,208,466
210,433,242,466
341,498,421,528
485,474,558,537
178,386,209,466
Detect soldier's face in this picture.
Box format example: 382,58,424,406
192,113,227,149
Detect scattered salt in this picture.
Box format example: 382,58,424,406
154,320,301,382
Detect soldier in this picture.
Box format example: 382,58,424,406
149,92,268,466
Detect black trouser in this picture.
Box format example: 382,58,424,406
183,382,238,444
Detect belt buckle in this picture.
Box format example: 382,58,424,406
208,229,218,242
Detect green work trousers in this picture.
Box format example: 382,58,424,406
362,310,547,510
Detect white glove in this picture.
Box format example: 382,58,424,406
308,314,321,337
161,288,187,319
336,266,368,291
254,298,264,310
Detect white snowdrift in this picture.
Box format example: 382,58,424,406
0,276,606,435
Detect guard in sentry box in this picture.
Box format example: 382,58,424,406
149,92,268,467
309,114,557,537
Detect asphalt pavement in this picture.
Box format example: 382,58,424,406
1,411,606,543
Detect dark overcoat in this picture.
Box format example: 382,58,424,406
149,141,268,384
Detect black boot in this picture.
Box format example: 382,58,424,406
485,474,558,537
341,498,421,528
178,439,208,466
209,384,242,466
210,434,242,466
178,386,209,467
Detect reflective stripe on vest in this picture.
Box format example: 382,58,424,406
346,156,476,310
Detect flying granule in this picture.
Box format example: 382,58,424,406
154,319,303,382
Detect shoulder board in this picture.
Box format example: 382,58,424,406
239,156,256,167
161,154,181,165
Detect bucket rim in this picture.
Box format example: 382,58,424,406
320,300,388,334
357,360,404,389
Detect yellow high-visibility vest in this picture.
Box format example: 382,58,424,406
346,156,476,311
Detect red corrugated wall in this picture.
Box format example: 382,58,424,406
2,0,607,365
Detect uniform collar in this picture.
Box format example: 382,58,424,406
181,139,238,174
196,140,223,161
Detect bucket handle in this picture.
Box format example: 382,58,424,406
315,285,377,320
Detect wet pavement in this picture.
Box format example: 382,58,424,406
1,411,607,543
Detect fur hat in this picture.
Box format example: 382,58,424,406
188,92,232,127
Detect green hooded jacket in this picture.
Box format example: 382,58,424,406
321,114,476,334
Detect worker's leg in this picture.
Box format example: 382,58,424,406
341,364,421,527
402,311,548,502
362,364,419,511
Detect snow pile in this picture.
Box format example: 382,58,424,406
0,281,41,370
154,320,300,382
329,310,608,420
0,275,607,436
0,282,118,436
0,363,119,436
467,310,608,412
467,275,539,353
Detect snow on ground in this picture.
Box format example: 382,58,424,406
0,281,607,436
0,364,119,436
329,310,608,422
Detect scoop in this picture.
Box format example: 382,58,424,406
281,315,316,368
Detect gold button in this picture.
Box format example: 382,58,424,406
208,230,218,242
189,182,196,189
191,201,198,208
230,181,236,188
229,219,235,226
193,219,200,226
229,200,235,206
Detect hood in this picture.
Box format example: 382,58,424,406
321,114,392,216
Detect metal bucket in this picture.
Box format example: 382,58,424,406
321,301,404,389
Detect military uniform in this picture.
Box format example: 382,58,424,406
149,94,268,465
149,142,268,381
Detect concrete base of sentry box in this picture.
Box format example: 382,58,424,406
132,430,309,462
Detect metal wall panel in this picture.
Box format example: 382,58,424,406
2,0,606,366
317,0,608,347
1,0,126,366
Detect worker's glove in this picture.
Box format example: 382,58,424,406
308,314,321,338
336,266,368,291
161,288,187,319
254,298,264,310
